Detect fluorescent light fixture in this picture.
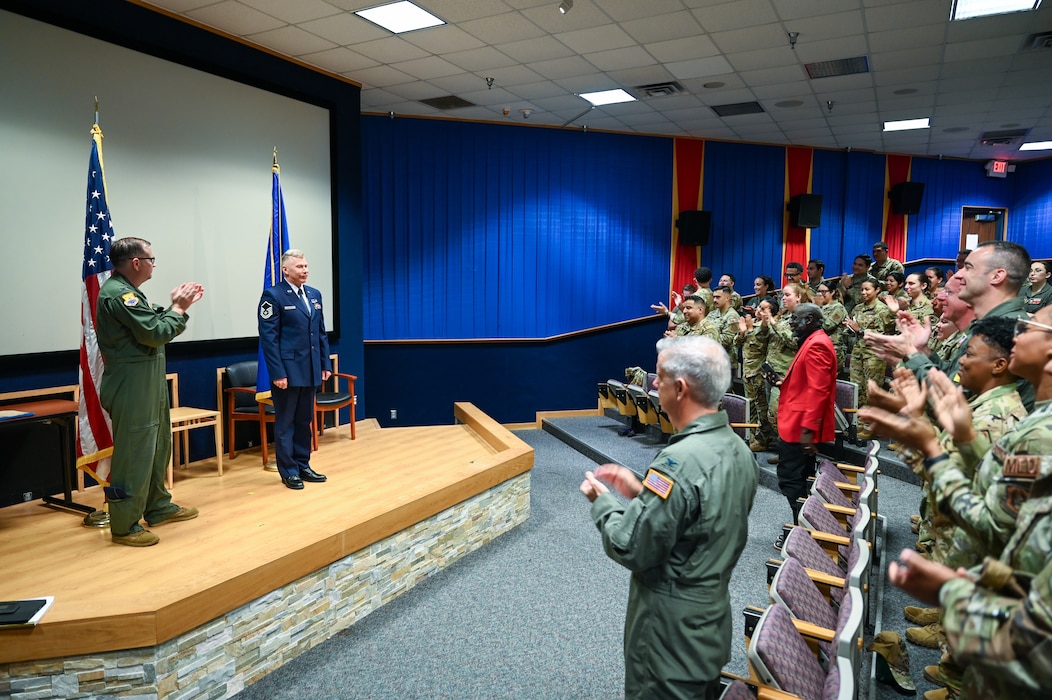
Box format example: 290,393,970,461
883,118,930,132
559,0,574,13
579,89,636,106
355,1,445,34
951,0,1041,20
1020,140,1052,151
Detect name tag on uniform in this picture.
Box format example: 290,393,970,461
1003,455,1041,479
284,305,297,310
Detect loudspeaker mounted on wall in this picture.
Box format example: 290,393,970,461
676,210,711,246
889,182,925,215
787,193,823,228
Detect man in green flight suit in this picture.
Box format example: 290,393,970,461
96,237,204,546
580,335,759,700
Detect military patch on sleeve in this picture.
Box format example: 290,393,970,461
121,292,139,307
1002,455,1040,479
259,301,273,320
643,469,674,499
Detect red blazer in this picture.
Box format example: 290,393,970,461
777,330,837,444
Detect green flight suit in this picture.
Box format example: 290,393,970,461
591,412,758,700
939,469,1052,699
1019,282,1052,314
96,272,188,536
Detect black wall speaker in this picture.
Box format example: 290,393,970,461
676,210,711,246
787,193,823,228
889,182,925,215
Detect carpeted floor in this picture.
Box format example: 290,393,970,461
234,420,933,700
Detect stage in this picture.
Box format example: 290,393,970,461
0,403,533,699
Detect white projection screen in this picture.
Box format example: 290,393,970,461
0,9,334,356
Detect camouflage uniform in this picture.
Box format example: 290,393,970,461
708,307,741,374
675,321,706,337
695,287,714,316
820,301,848,375
929,399,1052,566
909,385,1027,568
840,273,878,314
848,299,894,410
763,315,798,438
729,290,743,312
906,296,936,326
697,315,721,343
808,276,826,294
939,465,1052,699
737,321,772,448
870,256,905,284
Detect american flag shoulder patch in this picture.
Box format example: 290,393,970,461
643,469,674,499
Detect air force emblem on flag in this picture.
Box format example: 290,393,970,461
643,469,674,499
259,301,274,319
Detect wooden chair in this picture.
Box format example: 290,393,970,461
166,372,222,489
313,355,357,447
219,360,275,466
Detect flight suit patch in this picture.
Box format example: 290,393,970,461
259,301,274,319
121,292,138,307
643,469,674,499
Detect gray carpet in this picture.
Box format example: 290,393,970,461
233,422,931,700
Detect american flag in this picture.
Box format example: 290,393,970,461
78,124,115,482
255,154,291,402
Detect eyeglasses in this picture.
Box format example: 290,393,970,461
1014,317,1052,337
135,257,156,265
785,272,800,278
817,288,830,294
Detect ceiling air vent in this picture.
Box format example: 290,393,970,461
1022,31,1052,50
710,101,765,117
805,56,869,79
979,128,1029,146
419,95,476,110
635,81,685,98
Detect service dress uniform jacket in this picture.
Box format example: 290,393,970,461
590,412,758,699
96,271,188,535
258,281,332,479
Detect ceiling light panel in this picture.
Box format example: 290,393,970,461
356,2,445,34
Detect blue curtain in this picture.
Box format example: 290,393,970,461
361,117,672,340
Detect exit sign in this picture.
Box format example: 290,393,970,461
986,160,1009,178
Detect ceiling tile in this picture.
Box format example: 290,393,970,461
944,35,1027,62
352,64,416,88
505,80,572,100
442,46,520,72
247,25,337,56
725,46,796,72
390,55,465,80
418,0,514,23
693,0,779,33
527,55,601,80
500,35,576,63
710,23,791,54
584,46,657,72
739,65,806,87
300,46,379,73
554,24,638,54
298,12,387,44
458,12,547,44
141,0,222,11
351,36,431,63
644,35,722,63
186,1,286,35
864,0,948,33
403,25,487,54
240,0,341,24
598,0,686,22
484,64,546,86
667,55,735,80
620,11,705,44
869,47,943,72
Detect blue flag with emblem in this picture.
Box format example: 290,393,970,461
256,151,292,402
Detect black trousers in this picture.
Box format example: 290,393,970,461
777,439,817,523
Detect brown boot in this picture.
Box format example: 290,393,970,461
904,606,941,626
906,622,945,649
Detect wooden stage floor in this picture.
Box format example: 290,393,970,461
0,403,533,665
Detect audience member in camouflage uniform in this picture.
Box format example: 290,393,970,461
783,261,804,288
666,296,707,338
759,283,809,461
925,266,946,298
693,267,714,318
880,271,910,308
844,279,894,434
710,286,741,374
737,297,776,451
888,469,1052,700
839,254,876,313
897,272,937,325
1020,259,1052,314
718,274,743,312
651,282,698,327
815,282,848,375
806,259,826,293
870,241,905,282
